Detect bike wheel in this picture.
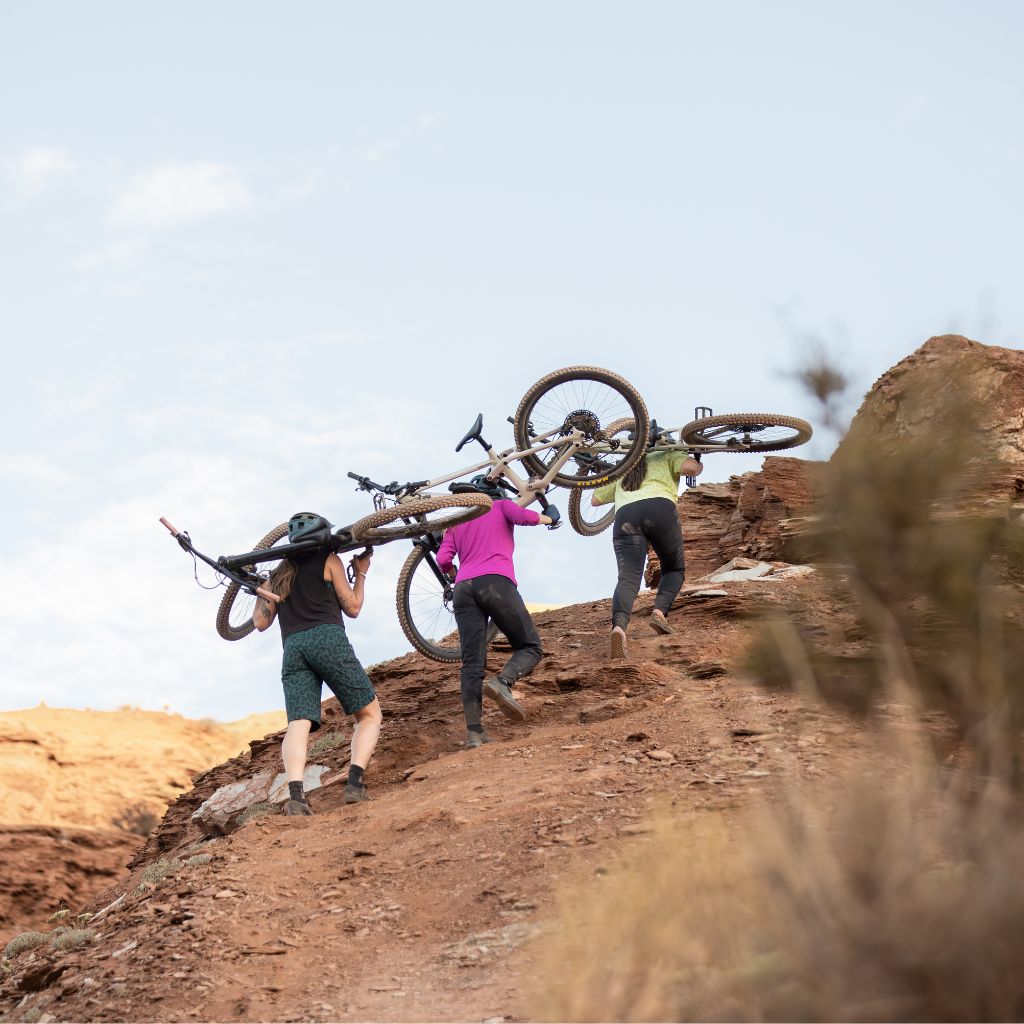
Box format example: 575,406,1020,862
396,545,499,662
679,412,812,452
566,416,635,536
351,494,493,546
513,366,650,489
215,522,290,641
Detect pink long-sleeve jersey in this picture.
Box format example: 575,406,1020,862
436,499,541,585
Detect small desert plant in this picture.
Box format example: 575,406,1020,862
46,908,69,923
112,802,160,836
185,853,214,868
21,1008,42,1023
308,730,346,757
236,801,274,825
141,857,182,886
49,928,95,954
3,932,47,960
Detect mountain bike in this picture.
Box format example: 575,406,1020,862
566,408,813,536
349,365,651,662
160,492,493,642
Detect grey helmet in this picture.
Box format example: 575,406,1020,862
287,512,332,544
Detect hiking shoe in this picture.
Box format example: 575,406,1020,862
465,729,492,748
610,626,628,660
483,678,527,722
650,610,675,635
344,783,370,804
285,798,314,816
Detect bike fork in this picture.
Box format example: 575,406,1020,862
414,535,455,598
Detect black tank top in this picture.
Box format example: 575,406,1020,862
277,552,342,643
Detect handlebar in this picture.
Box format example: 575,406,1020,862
348,471,429,497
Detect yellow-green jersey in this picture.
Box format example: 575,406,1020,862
593,450,689,511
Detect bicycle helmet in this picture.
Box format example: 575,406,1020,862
449,475,505,499
287,512,332,544
470,474,506,499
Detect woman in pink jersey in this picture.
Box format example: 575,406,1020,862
436,477,558,747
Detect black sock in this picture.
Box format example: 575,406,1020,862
467,723,484,734
288,781,304,802
347,764,365,787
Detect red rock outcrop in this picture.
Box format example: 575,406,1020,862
647,456,824,586
649,335,1024,587
0,827,141,945
835,334,1024,514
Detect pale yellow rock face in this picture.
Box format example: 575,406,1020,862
0,705,286,830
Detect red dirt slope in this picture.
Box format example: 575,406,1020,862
0,570,928,1023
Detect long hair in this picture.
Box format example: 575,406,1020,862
620,454,649,492
267,560,297,602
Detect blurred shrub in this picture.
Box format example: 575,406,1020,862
533,767,1024,1021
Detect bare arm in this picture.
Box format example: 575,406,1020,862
326,550,372,618
253,593,278,631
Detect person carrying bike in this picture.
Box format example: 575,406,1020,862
253,512,383,813
591,437,703,658
436,476,558,747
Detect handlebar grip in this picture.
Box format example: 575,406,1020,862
256,586,281,604
347,472,362,481
159,516,180,536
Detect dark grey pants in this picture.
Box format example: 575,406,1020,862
453,574,543,728
612,496,686,630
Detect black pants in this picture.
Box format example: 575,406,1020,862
453,574,543,728
612,496,686,631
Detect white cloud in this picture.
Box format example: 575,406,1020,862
357,141,397,164
110,161,252,228
71,238,146,273
5,147,76,192
416,112,448,132
0,454,72,489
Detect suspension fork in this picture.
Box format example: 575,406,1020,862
413,533,454,595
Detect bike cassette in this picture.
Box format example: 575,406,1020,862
561,408,602,438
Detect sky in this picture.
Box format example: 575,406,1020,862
1,1,1022,719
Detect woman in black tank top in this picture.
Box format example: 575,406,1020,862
252,513,382,814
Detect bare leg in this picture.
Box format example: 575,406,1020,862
281,719,312,781
351,697,382,770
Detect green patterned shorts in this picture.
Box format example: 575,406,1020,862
281,623,376,730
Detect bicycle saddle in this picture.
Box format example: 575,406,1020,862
455,413,484,452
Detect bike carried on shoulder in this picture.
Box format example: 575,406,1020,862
566,408,813,536
348,365,652,662
160,493,493,642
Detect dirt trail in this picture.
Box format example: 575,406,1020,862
0,570,922,1024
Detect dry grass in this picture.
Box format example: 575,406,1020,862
308,731,347,757
185,853,214,868
236,801,274,825
140,856,182,886
535,761,1024,1022
3,932,46,961
49,928,95,953
112,802,161,836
